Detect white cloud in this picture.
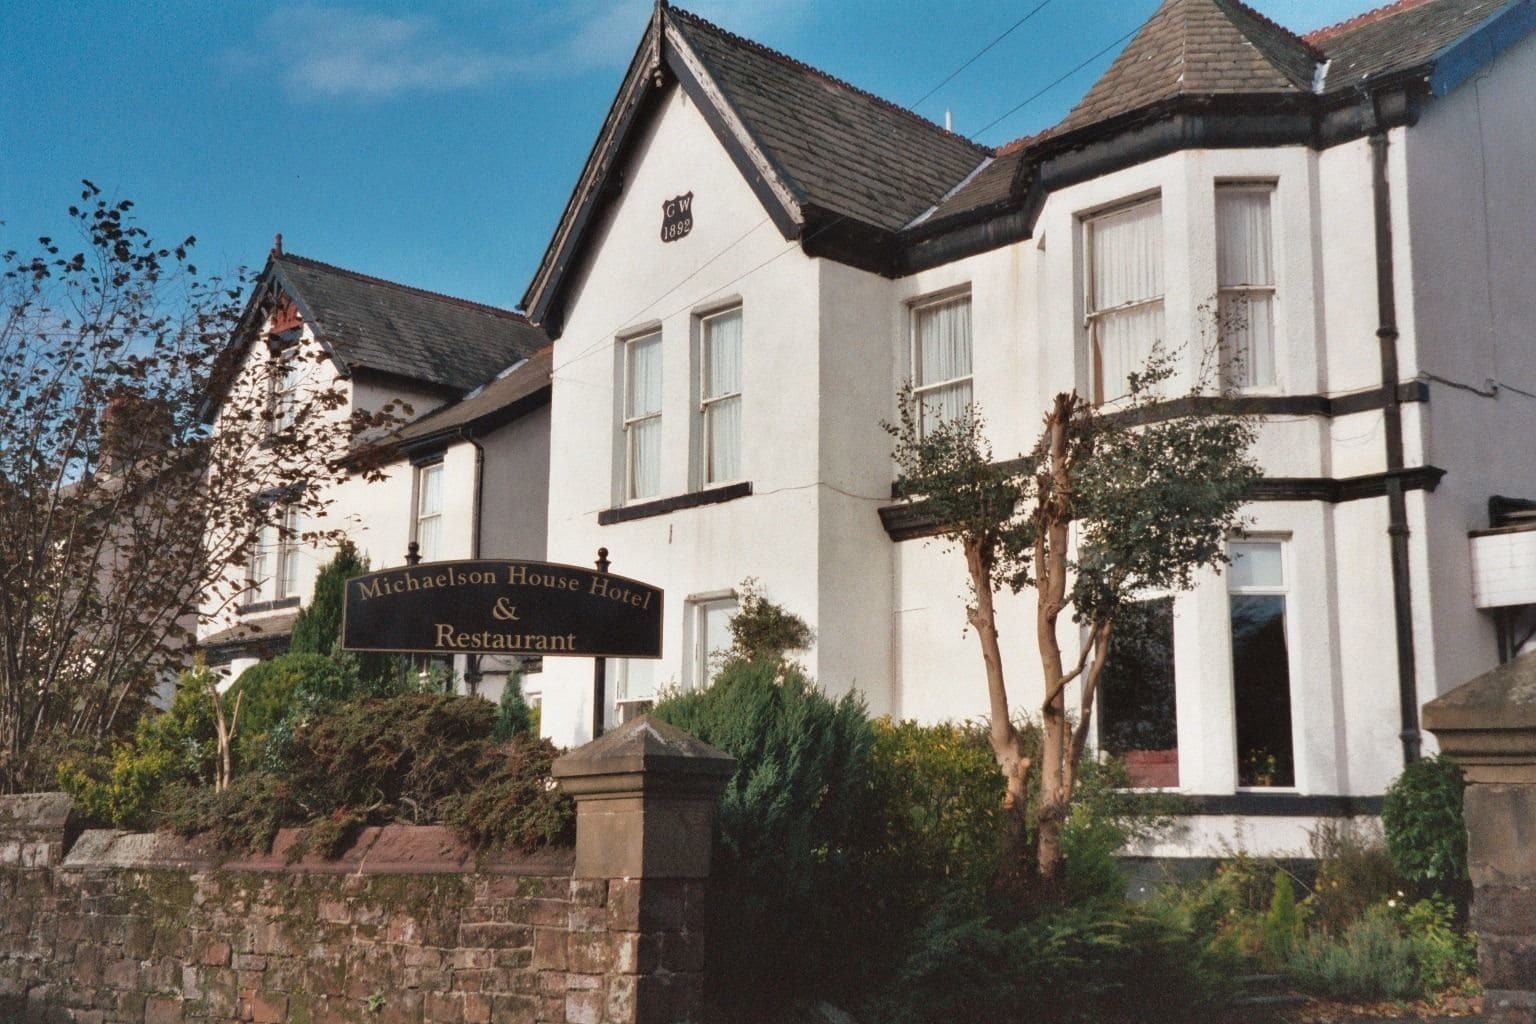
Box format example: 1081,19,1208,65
236,0,811,102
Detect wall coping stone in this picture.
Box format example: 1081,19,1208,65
0,791,75,831
1423,652,1536,784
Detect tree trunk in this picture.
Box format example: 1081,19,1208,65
1035,393,1077,882
963,536,1033,891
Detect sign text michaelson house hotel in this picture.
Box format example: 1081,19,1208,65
342,560,663,658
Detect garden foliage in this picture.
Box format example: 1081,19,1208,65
1382,754,1467,888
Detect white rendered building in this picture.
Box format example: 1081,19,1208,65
524,0,1536,857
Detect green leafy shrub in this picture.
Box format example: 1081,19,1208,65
1306,820,1401,934
719,578,814,669
875,894,1234,1024
227,653,351,770
57,665,219,828
1056,755,1177,903
1382,754,1467,888
491,671,533,741
651,659,873,1007
1398,894,1478,995
1148,851,1279,961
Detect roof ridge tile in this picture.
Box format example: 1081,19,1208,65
666,4,987,155
276,252,529,323
1304,0,1439,44
1219,0,1328,61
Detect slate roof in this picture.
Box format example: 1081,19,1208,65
270,253,547,394
666,7,987,232
1307,0,1514,90
394,347,553,445
1058,0,1322,134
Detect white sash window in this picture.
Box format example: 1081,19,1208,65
1217,185,1277,389
416,463,443,562
701,309,742,485
913,293,973,435
1086,198,1164,403
624,331,663,500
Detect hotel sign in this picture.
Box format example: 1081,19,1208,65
342,560,663,658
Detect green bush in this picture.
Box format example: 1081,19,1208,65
491,671,533,742
57,665,219,828
288,541,367,657
443,735,573,852
1306,820,1401,934
227,653,351,769
1382,754,1467,888
1261,869,1303,966
652,659,874,1007
1289,904,1420,1000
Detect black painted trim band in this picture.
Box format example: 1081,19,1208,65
881,466,1446,542
599,481,753,525
1172,794,1385,817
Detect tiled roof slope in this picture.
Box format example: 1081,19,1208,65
395,347,552,443
1308,0,1513,89
1059,0,1321,133
275,254,547,393
668,7,987,232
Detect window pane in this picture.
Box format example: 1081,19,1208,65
918,380,973,436
629,417,661,499
916,297,972,386
1231,594,1295,787
700,600,736,687
1099,598,1178,787
419,465,443,517
1094,301,1164,401
1219,292,1275,389
627,334,662,417
610,658,656,703
417,515,441,562
1229,541,1283,589
706,394,741,483
1091,200,1163,311
704,311,742,400
1217,189,1274,287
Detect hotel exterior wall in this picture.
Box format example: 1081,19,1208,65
540,85,826,744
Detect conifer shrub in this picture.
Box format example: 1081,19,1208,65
227,653,349,769
491,670,533,741
651,659,875,1007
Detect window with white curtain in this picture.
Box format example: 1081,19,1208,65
624,331,663,500
416,463,443,561
249,505,304,603
1085,198,1164,404
912,293,972,436
1216,184,1276,389
700,308,742,485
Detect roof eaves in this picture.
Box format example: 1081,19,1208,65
663,16,806,234
1427,0,1535,96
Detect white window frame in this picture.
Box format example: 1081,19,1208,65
415,462,444,562
686,591,738,691
269,346,302,434
623,330,663,501
699,307,743,486
1216,182,1278,391
609,659,658,722
1227,538,1298,791
250,504,303,603
1083,196,1164,405
910,290,973,437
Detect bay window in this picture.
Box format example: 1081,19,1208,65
624,331,663,500
700,308,742,485
1217,184,1277,389
912,293,973,436
1085,198,1164,404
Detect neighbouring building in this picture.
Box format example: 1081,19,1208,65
197,243,551,703
524,0,1536,857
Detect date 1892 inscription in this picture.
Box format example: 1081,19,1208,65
661,192,693,243
342,559,663,658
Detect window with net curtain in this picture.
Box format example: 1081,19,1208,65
701,308,742,485
250,505,304,602
1217,184,1276,390
624,331,663,500
913,293,972,435
416,463,443,561
270,349,302,433
1086,197,1164,404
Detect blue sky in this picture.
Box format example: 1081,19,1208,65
2,0,1374,310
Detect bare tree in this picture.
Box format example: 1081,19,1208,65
888,349,1261,885
0,183,397,790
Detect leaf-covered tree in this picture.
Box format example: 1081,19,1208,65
0,183,399,790
888,349,1261,884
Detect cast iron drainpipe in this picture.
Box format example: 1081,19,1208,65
1368,94,1423,766
462,428,486,695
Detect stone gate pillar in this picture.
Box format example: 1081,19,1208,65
1424,655,1536,1024
553,714,734,1024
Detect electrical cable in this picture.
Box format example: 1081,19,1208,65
909,0,1056,112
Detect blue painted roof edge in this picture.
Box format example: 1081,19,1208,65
1430,0,1536,97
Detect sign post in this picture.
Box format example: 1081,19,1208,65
341,554,663,740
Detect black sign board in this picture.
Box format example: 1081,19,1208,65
661,191,693,243
341,560,663,659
